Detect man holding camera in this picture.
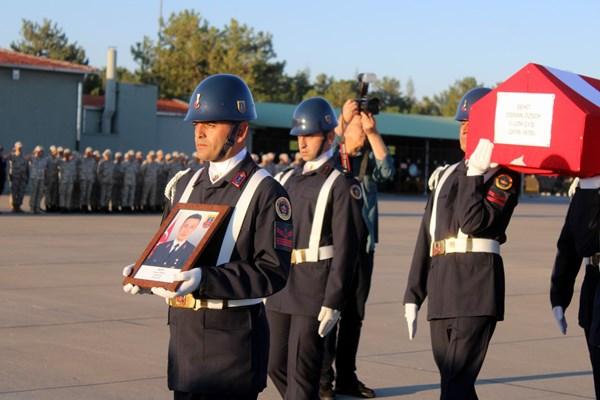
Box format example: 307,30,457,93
319,98,395,399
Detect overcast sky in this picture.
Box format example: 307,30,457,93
2,0,599,98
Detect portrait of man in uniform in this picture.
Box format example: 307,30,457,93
145,213,203,268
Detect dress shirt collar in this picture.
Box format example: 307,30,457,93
302,148,333,175
208,148,248,183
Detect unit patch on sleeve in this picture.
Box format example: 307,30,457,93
275,197,292,221
350,184,363,200
274,221,293,252
495,174,513,191
231,170,248,189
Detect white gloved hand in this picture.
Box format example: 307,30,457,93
122,264,148,295
318,306,341,338
151,268,203,299
553,306,567,335
405,303,418,340
467,138,494,176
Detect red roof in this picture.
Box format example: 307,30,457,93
84,95,188,114
0,48,97,75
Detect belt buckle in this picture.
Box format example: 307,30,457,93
170,294,195,309
431,240,445,257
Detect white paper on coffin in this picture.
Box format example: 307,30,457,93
135,265,181,283
494,92,555,148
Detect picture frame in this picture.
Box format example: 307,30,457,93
122,203,231,291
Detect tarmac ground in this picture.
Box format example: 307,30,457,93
0,194,594,399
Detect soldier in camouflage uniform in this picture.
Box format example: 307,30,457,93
97,149,114,212
154,149,167,211
79,147,97,212
8,141,29,213
121,151,137,212
134,151,144,212
111,152,124,212
29,145,48,214
45,145,60,212
90,150,101,212
141,150,159,212
58,149,77,212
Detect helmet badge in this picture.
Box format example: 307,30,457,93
237,100,247,114
324,114,332,124
194,93,201,109
461,99,468,112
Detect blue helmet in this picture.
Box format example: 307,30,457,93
455,87,491,121
184,74,257,122
290,97,338,136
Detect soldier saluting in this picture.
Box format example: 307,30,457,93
123,74,291,400
403,88,521,400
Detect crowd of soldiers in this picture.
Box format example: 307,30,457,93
0,141,304,214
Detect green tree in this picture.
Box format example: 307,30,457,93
411,96,441,116
433,77,481,117
10,18,88,64
84,67,139,96
304,74,356,108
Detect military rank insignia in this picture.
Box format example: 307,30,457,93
275,197,292,221
495,174,513,190
231,170,248,188
274,221,293,251
350,184,362,200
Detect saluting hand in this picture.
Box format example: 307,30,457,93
467,138,495,176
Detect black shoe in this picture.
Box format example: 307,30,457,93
319,384,335,400
335,380,376,398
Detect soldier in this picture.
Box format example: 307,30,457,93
90,150,101,212
267,97,366,400
97,149,114,212
121,151,137,213
8,141,29,213
29,145,48,214
123,73,292,399
0,145,6,197
154,149,168,210
551,175,600,398
45,145,60,212
403,88,521,400
58,148,77,212
167,152,184,182
112,152,124,212
79,147,97,212
321,99,395,399
134,151,144,212
141,150,159,212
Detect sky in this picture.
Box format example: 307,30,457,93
1,0,599,99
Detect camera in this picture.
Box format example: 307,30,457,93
356,72,380,115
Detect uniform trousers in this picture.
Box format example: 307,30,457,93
174,391,257,400
29,177,45,212
142,181,156,208
59,181,74,209
321,250,373,387
429,316,496,400
100,183,113,208
268,310,323,400
122,183,135,208
79,179,93,207
45,179,59,209
580,264,600,399
10,177,27,208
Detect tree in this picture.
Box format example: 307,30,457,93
10,18,88,64
433,77,481,117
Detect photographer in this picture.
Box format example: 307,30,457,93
320,98,395,399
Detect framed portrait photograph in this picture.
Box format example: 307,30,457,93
122,203,231,291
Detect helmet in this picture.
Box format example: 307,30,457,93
290,97,338,136
455,87,491,121
184,74,257,122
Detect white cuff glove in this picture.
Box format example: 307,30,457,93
122,264,149,295
151,268,203,299
405,303,418,340
318,306,341,338
552,306,567,335
467,138,494,176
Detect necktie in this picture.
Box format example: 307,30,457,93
171,244,179,253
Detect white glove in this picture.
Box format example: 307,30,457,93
568,178,580,197
405,303,418,340
467,138,494,176
552,306,567,335
318,306,341,338
151,268,203,299
122,264,148,295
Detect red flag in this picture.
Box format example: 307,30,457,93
149,220,176,256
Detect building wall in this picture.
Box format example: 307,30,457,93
0,67,83,152
156,113,195,154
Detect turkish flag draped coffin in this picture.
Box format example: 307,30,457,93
467,63,600,177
